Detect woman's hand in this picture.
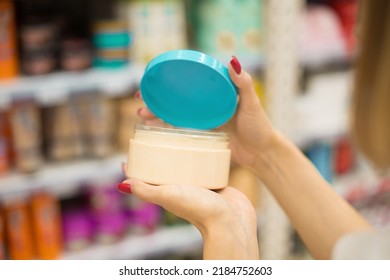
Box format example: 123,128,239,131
137,56,276,168
117,178,259,259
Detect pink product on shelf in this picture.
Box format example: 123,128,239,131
61,209,93,251
86,184,123,215
91,212,127,244
298,5,346,65
329,0,358,54
123,197,162,233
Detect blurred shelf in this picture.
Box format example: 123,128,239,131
291,71,352,147
0,154,127,200
61,224,202,260
0,65,144,108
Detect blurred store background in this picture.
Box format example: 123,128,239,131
0,0,389,261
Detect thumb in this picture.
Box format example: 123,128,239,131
228,57,262,113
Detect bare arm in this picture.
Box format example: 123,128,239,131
251,131,373,259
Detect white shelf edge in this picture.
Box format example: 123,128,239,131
0,153,127,200
0,65,145,108
61,224,202,260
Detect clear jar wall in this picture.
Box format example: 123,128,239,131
126,125,231,189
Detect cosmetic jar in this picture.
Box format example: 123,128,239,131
126,50,237,189
126,124,231,189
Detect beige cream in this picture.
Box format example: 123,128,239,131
126,124,231,189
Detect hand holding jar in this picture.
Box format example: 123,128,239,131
117,52,272,259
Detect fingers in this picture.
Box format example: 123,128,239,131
137,107,156,120
228,58,262,113
117,178,223,224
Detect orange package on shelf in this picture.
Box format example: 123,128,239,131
0,210,5,259
4,198,35,260
30,192,62,260
0,0,19,79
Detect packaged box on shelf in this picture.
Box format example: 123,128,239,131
0,111,13,175
0,0,19,79
189,0,263,61
30,191,63,260
117,0,188,64
10,98,43,173
3,196,35,260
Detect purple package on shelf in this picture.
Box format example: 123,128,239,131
86,183,124,215
123,196,162,232
62,209,94,250
92,211,128,244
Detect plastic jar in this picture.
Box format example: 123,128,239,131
126,124,231,189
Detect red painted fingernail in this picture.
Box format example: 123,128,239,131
135,91,141,99
117,183,132,194
137,108,142,116
230,56,242,75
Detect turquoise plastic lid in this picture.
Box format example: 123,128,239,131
140,50,238,130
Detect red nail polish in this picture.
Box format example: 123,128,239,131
230,56,242,75
117,183,132,194
135,91,141,99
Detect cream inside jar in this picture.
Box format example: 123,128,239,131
126,124,231,189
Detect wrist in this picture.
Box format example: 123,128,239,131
250,130,288,178
200,215,259,260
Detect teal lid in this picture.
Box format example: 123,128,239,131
140,50,238,130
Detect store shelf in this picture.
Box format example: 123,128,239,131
0,65,144,108
61,224,202,260
291,71,352,147
0,154,127,200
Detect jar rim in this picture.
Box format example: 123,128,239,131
135,124,228,141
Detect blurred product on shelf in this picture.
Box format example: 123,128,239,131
20,22,58,51
44,93,117,161
189,0,262,61
305,141,333,183
92,211,128,244
87,182,124,215
20,21,58,75
123,195,162,234
93,48,129,69
92,20,130,69
30,192,63,259
0,211,4,259
0,0,19,79
10,98,43,173
60,38,92,71
85,96,117,158
93,21,130,49
329,0,358,55
117,0,187,64
334,137,354,175
298,5,347,67
86,182,127,244
61,208,93,252
3,196,35,260
21,47,56,76
43,103,84,161
303,136,357,185
117,96,143,152
0,112,12,174
298,4,346,67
